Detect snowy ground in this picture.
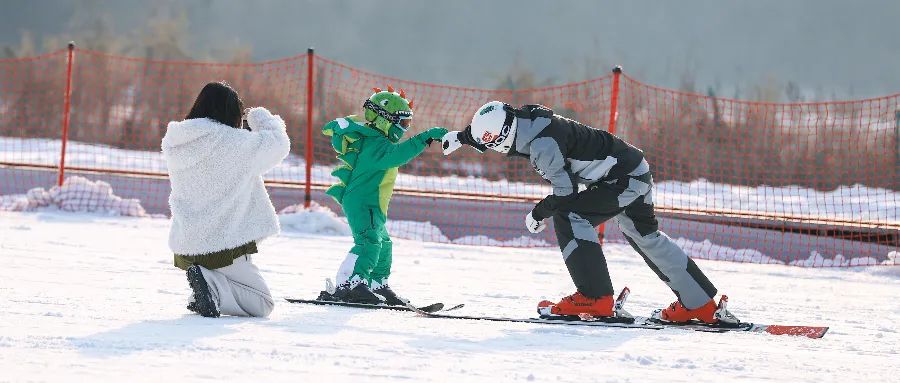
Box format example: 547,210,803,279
1,210,898,382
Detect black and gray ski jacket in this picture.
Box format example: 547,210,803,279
507,105,648,220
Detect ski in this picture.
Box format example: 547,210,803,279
286,279,465,313
406,287,829,338
408,304,827,338
643,295,829,338
643,317,829,338
405,301,664,329
285,298,464,314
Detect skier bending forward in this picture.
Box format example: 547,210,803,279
442,101,738,324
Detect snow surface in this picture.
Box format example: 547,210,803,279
1,210,898,382
2,137,896,223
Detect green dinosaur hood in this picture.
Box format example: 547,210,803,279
364,89,413,143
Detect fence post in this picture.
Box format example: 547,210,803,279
607,65,623,133
57,42,76,186
304,47,315,208
598,65,623,242
895,109,899,179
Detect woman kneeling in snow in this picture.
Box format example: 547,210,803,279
161,82,290,318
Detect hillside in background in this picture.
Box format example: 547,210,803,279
3,0,899,99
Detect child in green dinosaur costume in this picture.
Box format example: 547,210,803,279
322,86,447,304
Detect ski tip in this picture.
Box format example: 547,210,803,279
764,325,829,339
444,303,465,312
405,302,429,316
419,303,444,313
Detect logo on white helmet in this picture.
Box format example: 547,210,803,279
482,123,511,149
471,101,517,153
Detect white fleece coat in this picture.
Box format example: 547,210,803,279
161,107,291,255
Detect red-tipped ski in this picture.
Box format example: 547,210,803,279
759,325,829,338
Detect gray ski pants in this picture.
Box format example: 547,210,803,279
199,255,274,317
552,169,718,309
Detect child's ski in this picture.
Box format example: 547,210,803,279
285,297,464,314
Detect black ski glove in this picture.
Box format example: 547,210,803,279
530,194,573,221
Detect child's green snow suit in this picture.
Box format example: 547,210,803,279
323,115,446,285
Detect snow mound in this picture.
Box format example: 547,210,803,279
452,235,550,247
277,208,550,247
278,202,350,236
277,204,446,240
789,251,883,267
674,237,895,267
386,220,450,242
674,237,782,264
0,176,147,217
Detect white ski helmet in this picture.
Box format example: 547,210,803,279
469,101,517,154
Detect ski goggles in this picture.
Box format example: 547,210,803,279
364,99,413,126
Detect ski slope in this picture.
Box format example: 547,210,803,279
1,210,898,382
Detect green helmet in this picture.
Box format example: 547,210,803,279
364,86,413,142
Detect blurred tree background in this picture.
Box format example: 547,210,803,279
0,0,897,190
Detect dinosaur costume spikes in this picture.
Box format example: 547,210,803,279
338,151,359,167
331,166,352,185
325,184,345,202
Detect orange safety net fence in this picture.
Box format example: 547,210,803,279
0,47,896,267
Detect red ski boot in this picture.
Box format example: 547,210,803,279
659,299,718,323
656,295,740,325
537,292,614,317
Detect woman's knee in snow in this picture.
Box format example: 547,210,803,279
247,295,275,318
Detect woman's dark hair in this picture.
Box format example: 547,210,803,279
185,82,244,128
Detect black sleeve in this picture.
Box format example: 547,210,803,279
519,104,554,118
531,194,576,221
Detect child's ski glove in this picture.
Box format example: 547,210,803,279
418,127,449,145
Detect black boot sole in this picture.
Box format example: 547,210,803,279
186,266,220,318
334,284,382,305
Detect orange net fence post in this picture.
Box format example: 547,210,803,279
597,65,624,243
57,42,76,186
304,48,315,208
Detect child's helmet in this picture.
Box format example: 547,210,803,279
364,86,414,143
